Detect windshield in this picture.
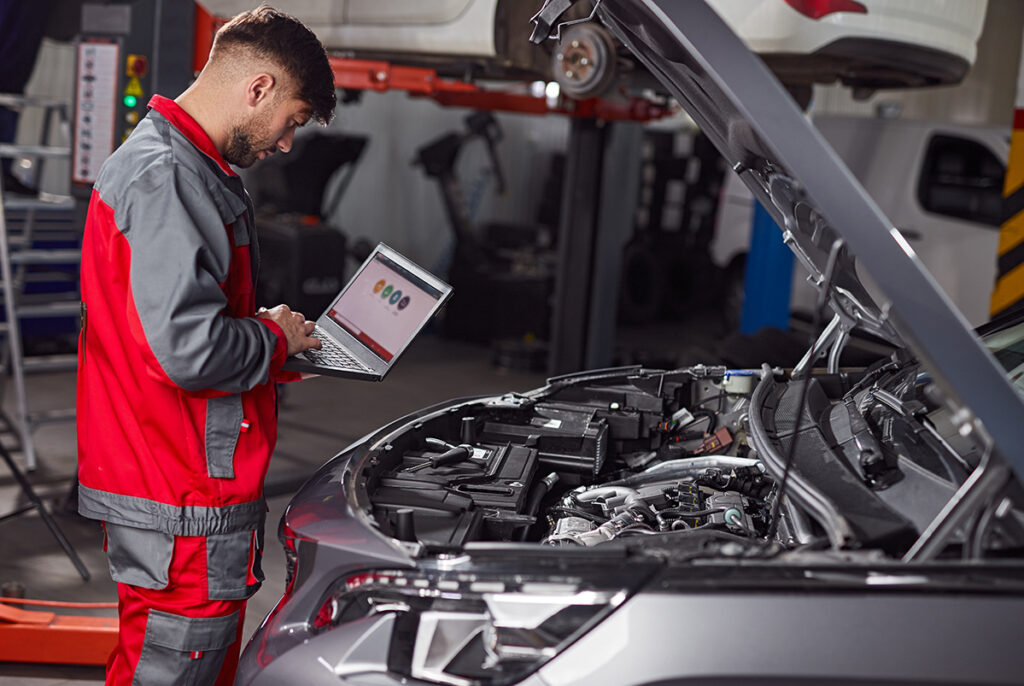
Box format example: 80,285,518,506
984,321,1024,392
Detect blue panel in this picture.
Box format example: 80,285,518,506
739,201,793,334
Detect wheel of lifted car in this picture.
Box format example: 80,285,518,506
553,22,617,99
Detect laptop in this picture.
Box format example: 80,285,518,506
282,243,453,380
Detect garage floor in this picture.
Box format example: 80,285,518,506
0,335,548,685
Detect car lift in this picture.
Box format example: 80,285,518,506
324,57,666,374
0,596,117,665
198,1,669,372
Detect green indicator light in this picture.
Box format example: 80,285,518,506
123,94,137,108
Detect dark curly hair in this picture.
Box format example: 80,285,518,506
212,4,336,125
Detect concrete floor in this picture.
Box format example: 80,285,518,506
0,335,548,685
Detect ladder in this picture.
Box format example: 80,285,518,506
0,93,89,580
0,93,80,470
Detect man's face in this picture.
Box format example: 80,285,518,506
224,92,312,168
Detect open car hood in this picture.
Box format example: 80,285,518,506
535,0,1024,479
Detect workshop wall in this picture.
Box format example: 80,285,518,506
319,92,570,273
18,34,570,275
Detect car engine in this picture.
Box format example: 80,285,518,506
355,359,1004,557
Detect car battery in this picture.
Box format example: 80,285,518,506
255,216,347,318
374,442,539,546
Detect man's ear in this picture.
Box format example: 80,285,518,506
245,72,276,107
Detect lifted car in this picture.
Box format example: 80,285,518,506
201,0,988,99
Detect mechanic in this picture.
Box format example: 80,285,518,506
75,6,336,684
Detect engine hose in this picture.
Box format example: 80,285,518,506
547,506,606,525
658,507,726,519
682,409,716,435
525,473,559,517
600,457,761,488
519,472,560,541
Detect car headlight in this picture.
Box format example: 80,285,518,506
311,565,642,685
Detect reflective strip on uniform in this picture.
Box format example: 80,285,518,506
79,483,266,536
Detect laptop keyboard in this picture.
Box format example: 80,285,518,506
301,326,373,372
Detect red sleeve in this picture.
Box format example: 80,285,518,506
257,318,303,383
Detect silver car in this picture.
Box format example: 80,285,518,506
236,2,1024,684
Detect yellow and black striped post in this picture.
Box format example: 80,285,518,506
991,65,1024,318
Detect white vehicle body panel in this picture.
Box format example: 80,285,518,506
710,0,985,64
711,115,1008,327
198,0,984,70
200,0,500,58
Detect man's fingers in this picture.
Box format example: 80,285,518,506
301,320,319,349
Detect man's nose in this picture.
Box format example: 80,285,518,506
277,129,294,153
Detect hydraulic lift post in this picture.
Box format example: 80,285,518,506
328,58,658,375
548,118,607,375
548,117,644,375
195,11,665,375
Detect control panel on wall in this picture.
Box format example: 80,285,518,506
121,52,148,139
72,1,194,194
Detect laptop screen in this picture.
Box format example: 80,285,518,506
326,249,445,362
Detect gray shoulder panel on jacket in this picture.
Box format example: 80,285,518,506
93,110,279,393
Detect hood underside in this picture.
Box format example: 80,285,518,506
572,0,1024,480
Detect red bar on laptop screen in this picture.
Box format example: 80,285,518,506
329,308,394,362
356,331,393,362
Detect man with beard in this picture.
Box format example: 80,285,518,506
76,6,336,684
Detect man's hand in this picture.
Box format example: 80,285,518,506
257,305,321,356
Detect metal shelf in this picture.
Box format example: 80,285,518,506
23,357,78,375
0,143,71,159
2,194,76,211
0,93,78,471
0,92,88,581
9,249,81,265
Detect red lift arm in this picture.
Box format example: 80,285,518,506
0,597,118,666
193,3,667,122
327,56,669,122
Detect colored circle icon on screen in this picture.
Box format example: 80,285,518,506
389,290,403,305
397,296,410,310
381,285,393,298
373,280,386,294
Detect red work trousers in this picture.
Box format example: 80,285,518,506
105,535,249,686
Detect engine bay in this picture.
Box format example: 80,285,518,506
355,361,1021,559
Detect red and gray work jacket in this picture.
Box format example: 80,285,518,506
77,95,296,596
